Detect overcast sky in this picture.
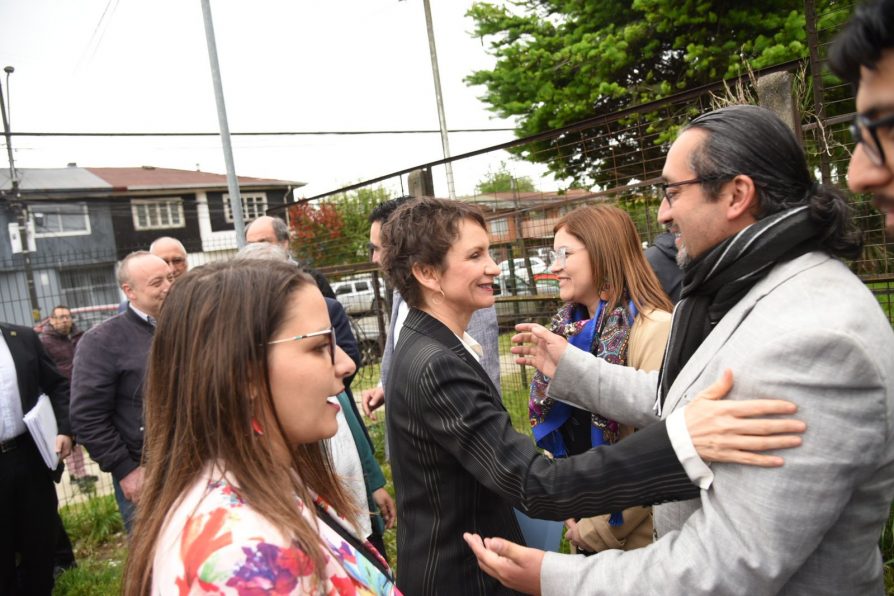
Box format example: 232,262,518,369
0,0,552,199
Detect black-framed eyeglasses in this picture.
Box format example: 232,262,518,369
657,176,726,206
267,328,336,365
850,112,894,167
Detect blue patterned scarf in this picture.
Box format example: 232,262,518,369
529,299,637,525
529,299,637,454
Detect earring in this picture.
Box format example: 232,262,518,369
432,288,446,306
251,418,264,436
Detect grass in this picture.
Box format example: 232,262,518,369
366,419,398,569
59,493,124,552
55,494,126,595
53,540,126,596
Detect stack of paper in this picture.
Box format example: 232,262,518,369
23,394,59,470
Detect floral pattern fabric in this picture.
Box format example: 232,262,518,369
152,466,399,595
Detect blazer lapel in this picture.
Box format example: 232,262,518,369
1,325,32,409
663,252,831,414
403,309,502,401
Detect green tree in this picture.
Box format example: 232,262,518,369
476,161,537,194
324,186,393,263
291,186,393,267
465,0,844,187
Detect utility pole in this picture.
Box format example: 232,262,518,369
0,66,40,322
200,0,246,247
422,0,456,200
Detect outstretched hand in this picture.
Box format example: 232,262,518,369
463,533,544,596
511,323,568,378
684,369,806,466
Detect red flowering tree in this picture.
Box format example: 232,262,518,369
288,187,393,268
288,202,345,267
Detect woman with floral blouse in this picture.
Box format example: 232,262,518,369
123,260,398,595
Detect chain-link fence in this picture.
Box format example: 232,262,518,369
2,0,891,538
293,0,893,434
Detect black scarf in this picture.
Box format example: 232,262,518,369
658,206,823,405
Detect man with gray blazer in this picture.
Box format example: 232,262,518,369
466,105,894,594
362,197,502,418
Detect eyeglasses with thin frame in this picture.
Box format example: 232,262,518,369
547,246,575,269
850,112,894,167
657,177,723,206
267,328,336,365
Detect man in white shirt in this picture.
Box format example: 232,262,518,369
0,321,72,594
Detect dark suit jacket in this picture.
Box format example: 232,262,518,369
327,298,360,388
1,323,71,480
386,309,698,595
70,308,154,481
326,297,372,450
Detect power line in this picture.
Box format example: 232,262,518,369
8,127,516,138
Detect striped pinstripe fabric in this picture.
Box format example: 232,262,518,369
386,309,699,595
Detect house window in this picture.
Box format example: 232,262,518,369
489,218,509,236
31,203,91,237
223,193,268,223
131,199,185,231
59,265,119,308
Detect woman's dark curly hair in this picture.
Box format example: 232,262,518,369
380,197,487,308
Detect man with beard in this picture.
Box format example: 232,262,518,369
466,105,894,594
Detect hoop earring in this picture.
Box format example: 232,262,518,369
432,288,446,306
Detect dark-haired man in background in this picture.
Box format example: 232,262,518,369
40,305,96,491
829,0,894,238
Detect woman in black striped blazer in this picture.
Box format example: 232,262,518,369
378,197,797,596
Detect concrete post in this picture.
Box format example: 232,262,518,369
408,168,435,198
756,71,802,143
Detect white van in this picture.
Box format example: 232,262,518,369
497,257,547,282
332,277,377,315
